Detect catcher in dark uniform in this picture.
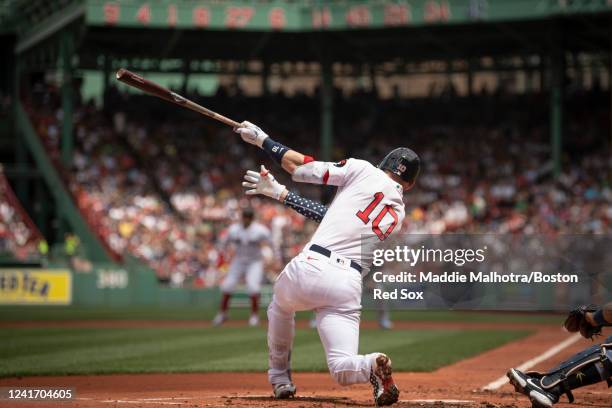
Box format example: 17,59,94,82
507,302,612,408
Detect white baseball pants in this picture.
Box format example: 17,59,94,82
220,258,263,294
267,248,380,386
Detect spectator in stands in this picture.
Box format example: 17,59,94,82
0,165,43,262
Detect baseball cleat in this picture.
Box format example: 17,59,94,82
507,368,558,408
212,312,227,327
248,314,260,327
370,353,399,406
272,383,296,399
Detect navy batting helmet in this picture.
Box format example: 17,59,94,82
378,147,420,185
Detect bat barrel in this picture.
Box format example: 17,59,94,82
115,68,128,80
115,68,241,129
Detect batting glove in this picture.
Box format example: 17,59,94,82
242,165,286,201
235,121,269,148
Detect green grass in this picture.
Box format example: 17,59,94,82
0,305,563,324
0,327,530,377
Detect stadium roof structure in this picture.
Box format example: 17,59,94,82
5,0,612,72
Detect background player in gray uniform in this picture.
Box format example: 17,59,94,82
212,208,272,327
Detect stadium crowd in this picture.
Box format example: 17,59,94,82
0,165,43,261
21,81,612,284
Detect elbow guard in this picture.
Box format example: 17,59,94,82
292,160,344,185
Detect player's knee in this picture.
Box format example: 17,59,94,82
220,279,236,293
327,358,352,386
329,368,352,386
266,303,276,320
269,287,292,312
246,287,260,296
267,300,291,320
335,373,353,386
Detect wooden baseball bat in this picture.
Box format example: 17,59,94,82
115,68,241,128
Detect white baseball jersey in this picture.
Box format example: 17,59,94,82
223,221,271,261
268,158,406,388
300,158,406,267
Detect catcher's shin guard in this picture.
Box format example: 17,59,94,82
525,336,612,404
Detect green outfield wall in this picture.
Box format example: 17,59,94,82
72,264,227,308
1,263,609,309
0,264,277,308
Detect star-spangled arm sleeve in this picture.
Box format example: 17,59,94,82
282,191,328,223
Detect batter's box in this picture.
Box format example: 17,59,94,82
225,395,477,407
224,394,372,406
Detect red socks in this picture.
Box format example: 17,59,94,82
220,293,231,312
220,293,259,315
250,294,260,315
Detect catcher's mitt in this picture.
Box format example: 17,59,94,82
564,305,602,339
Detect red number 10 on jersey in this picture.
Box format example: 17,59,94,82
356,192,399,241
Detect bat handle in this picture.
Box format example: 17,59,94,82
216,114,241,128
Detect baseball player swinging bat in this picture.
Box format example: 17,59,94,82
235,122,421,406
115,68,240,128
